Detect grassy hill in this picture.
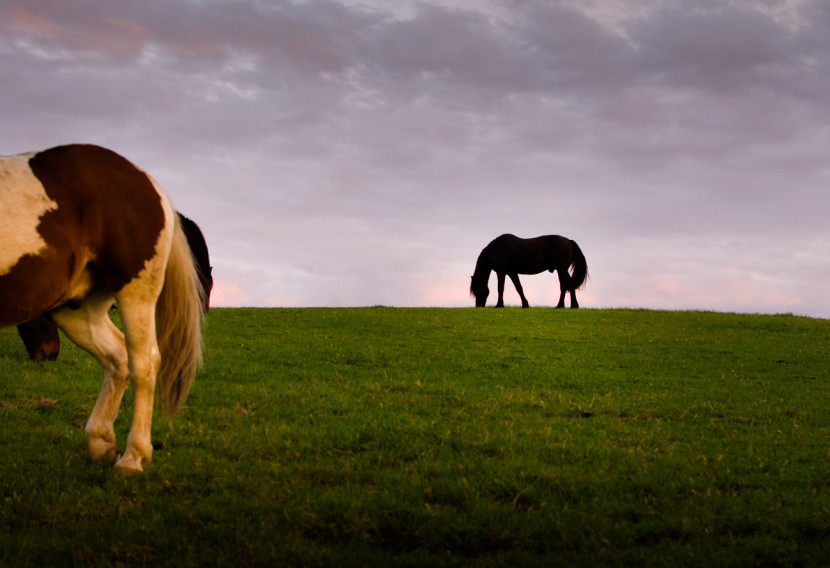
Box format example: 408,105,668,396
1,308,828,566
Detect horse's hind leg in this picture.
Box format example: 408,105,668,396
51,293,129,464
113,285,164,474
556,270,578,308
508,274,530,308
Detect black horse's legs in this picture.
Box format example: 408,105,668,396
555,270,568,308
509,273,530,308
556,270,579,308
496,273,506,307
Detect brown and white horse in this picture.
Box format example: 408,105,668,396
0,144,204,473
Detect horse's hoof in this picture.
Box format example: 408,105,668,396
114,454,144,474
88,440,118,463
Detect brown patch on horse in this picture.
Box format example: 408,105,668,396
29,145,166,292
0,145,165,325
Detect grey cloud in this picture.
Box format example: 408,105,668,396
1,0,828,316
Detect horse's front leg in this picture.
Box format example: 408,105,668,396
509,274,529,308
496,272,506,307
86,363,129,462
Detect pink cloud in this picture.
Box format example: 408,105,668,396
210,281,250,308
3,5,56,35
2,4,149,58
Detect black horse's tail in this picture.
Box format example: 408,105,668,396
569,240,588,290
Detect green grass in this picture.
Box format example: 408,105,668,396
1,308,829,567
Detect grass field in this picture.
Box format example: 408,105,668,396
1,307,829,567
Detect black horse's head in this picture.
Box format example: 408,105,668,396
470,276,489,307
17,316,60,361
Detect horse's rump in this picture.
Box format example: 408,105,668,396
0,145,165,324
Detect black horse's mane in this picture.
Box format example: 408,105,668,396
469,246,492,297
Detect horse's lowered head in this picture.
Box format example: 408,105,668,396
17,316,60,361
470,275,489,307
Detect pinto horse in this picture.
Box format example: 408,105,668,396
16,213,213,361
470,234,588,308
0,144,204,473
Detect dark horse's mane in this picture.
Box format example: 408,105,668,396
469,242,494,298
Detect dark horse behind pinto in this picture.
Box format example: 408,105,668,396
470,234,588,308
16,213,213,361
1,144,204,473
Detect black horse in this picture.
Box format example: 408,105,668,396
470,234,588,308
16,213,213,361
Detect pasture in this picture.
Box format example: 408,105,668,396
1,307,829,567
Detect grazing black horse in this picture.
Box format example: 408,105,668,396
470,234,588,308
16,213,213,361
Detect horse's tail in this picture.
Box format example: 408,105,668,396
569,239,589,290
155,213,205,420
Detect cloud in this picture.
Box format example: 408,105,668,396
1,0,828,317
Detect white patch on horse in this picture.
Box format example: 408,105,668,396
0,153,58,275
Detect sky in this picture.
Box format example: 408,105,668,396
1,0,828,317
